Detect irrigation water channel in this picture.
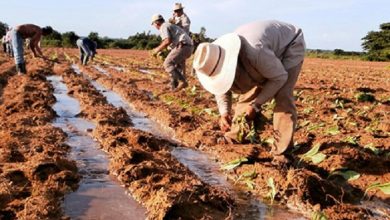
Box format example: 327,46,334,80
49,64,305,219
49,75,146,219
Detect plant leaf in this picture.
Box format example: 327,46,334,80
330,170,360,181
325,126,340,135
300,144,327,164
241,170,257,179
365,182,390,195
221,157,248,170
311,153,327,164
244,180,255,190
364,143,381,155
311,211,328,220
266,177,276,204
303,143,321,158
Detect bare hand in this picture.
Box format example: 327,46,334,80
245,105,257,122
219,114,232,132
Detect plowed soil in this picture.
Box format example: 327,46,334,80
0,48,389,220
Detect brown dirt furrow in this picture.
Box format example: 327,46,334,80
53,63,234,220
0,60,79,219
81,65,223,148
85,61,376,218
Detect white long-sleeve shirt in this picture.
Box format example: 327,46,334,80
216,20,306,115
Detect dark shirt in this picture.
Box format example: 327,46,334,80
80,37,97,53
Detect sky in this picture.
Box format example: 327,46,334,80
0,0,388,51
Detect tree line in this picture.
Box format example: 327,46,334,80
0,21,389,61
40,27,213,51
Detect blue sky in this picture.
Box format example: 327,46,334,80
0,0,388,51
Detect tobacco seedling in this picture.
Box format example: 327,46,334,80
266,177,276,205
325,125,340,136
328,168,360,181
364,143,382,155
234,114,259,144
365,182,390,196
343,136,359,145
298,120,311,129
221,157,248,170
334,98,345,109
201,108,219,118
355,92,375,102
306,122,325,132
299,143,326,165
236,170,257,190
303,107,314,114
364,117,380,133
311,211,328,220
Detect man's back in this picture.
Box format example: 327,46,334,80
15,24,41,39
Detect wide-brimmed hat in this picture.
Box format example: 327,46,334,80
173,3,184,11
193,33,241,95
151,14,164,25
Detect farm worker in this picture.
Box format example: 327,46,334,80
169,3,191,34
169,3,192,80
10,24,53,75
151,14,193,91
5,28,13,57
193,20,305,157
1,35,6,53
76,37,97,65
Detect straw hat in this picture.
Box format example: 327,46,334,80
173,3,184,11
193,33,241,95
151,14,164,25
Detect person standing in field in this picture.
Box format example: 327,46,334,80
5,28,13,57
151,14,193,91
1,35,6,53
170,3,191,34
192,20,305,161
76,37,97,65
169,3,192,79
10,24,53,75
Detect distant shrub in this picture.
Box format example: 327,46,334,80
41,39,62,47
362,22,390,61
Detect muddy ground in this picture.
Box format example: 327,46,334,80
0,48,389,219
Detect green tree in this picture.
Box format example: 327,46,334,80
362,22,390,61
42,28,63,47
88,32,104,48
128,31,161,50
333,49,344,56
0,21,9,37
191,27,213,51
62,31,79,48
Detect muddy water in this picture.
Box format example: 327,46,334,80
138,68,151,74
75,65,306,219
93,65,110,77
48,75,146,220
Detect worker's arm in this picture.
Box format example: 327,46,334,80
29,30,43,58
215,91,233,131
153,38,171,54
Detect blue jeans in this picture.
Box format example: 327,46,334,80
76,39,92,65
11,30,24,65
